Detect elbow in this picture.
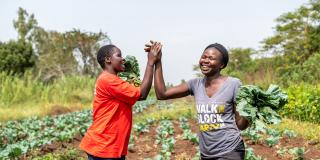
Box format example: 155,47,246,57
237,119,250,131
156,94,167,100
139,93,148,100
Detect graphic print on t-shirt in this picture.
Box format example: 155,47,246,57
197,102,226,132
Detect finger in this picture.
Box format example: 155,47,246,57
144,48,150,51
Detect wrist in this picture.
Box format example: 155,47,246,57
155,60,162,65
147,61,154,67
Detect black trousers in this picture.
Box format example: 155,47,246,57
201,140,245,160
87,153,125,160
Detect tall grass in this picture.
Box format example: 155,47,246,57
0,72,95,121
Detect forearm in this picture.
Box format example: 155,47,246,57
154,61,167,100
139,61,154,100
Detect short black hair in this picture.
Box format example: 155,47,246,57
97,44,117,69
204,43,229,69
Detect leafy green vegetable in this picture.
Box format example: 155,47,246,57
236,84,288,129
118,55,141,86
288,147,305,160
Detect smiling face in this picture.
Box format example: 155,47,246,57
107,47,125,73
199,47,225,76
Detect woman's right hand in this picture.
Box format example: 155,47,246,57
145,41,162,64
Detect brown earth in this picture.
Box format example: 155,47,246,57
27,119,320,160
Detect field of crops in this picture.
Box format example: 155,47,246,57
1,97,320,160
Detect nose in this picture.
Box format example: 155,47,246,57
202,57,209,63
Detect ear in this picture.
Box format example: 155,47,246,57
220,63,225,69
105,57,111,63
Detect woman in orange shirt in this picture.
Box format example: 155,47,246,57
80,43,162,160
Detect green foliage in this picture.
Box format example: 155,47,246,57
0,110,92,159
280,83,320,123
32,149,84,160
223,48,257,79
179,117,199,145
133,117,155,133
277,52,320,85
155,119,175,159
118,55,141,86
32,28,109,82
265,135,279,147
0,41,35,74
288,147,305,160
282,129,297,138
262,0,320,61
0,72,95,107
13,7,38,42
236,84,288,129
245,148,263,160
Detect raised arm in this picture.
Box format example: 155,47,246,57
138,43,161,100
143,41,191,100
154,60,191,100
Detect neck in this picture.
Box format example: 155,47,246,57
103,67,117,75
204,72,221,84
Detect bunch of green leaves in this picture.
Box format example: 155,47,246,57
288,147,305,160
236,84,288,130
245,148,264,160
133,98,156,114
155,120,174,144
276,147,305,159
154,119,176,160
118,55,141,86
179,117,199,145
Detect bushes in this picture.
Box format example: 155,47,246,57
280,83,320,123
0,40,35,74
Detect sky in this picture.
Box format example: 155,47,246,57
0,0,307,85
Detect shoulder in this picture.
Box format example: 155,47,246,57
97,72,123,85
187,77,204,87
227,76,242,86
188,77,204,84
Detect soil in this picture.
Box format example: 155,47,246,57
27,120,320,160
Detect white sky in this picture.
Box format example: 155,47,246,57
0,0,307,84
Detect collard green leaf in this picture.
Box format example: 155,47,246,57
236,84,288,130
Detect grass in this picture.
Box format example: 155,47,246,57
271,118,320,144
32,148,85,160
0,72,95,121
133,98,196,123
0,102,91,122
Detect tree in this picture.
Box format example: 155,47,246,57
262,0,320,63
0,40,35,74
32,28,110,81
13,7,38,42
0,8,37,74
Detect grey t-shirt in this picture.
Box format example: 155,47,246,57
187,77,242,158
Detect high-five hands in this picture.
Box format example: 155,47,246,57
145,40,162,63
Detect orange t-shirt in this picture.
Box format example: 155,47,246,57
80,71,141,158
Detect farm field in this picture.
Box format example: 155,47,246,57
1,1,320,159
1,98,320,160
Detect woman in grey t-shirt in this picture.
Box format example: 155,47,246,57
146,42,249,160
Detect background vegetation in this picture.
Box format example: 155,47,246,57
1,1,320,124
